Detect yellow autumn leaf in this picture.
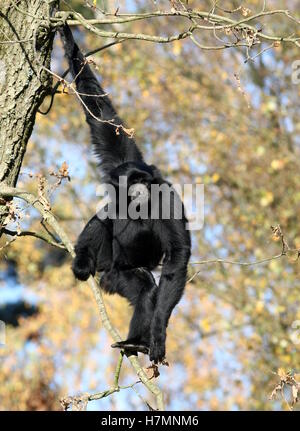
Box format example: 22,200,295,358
260,191,274,207
172,40,182,56
271,159,285,171
255,301,264,314
201,318,211,332
212,173,220,183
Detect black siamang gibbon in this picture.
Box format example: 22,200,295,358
60,25,191,364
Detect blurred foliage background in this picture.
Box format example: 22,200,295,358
0,0,299,410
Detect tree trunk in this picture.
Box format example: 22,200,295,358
0,0,57,230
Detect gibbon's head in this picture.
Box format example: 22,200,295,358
109,161,159,187
109,161,161,204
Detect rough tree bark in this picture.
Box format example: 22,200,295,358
0,0,57,231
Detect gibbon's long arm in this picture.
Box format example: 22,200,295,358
151,216,191,363
60,25,144,175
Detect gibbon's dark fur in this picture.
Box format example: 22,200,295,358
60,25,191,363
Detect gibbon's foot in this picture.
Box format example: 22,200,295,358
111,340,149,355
149,339,166,364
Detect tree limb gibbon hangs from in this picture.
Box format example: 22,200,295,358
60,25,191,364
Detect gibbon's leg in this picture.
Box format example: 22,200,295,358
123,269,158,352
73,215,112,281
101,269,158,354
149,217,191,364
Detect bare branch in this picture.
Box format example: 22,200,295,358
50,9,300,48
187,225,298,283
2,227,66,250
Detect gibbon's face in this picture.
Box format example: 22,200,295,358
109,161,154,205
